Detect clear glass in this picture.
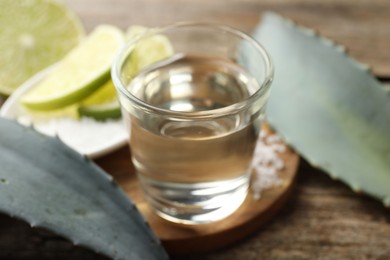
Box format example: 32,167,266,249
112,22,273,224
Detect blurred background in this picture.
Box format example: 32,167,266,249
65,0,390,77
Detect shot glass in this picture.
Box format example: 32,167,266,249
112,22,273,224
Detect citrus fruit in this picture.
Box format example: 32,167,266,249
79,80,117,106
20,25,124,110
23,104,80,121
78,80,121,120
0,0,84,96
77,26,174,121
78,101,121,121
133,34,174,71
123,26,174,78
126,25,148,40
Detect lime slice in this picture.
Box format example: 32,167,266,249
124,26,174,78
78,80,121,121
0,0,84,96
80,80,118,106
77,24,174,121
78,101,121,121
21,25,124,110
135,35,174,70
24,104,80,121
126,25,148,40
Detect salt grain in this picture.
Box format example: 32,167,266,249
266,134,282,143
15,115,127,156
251,131,285,200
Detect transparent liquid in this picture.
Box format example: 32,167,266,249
124,54,262,223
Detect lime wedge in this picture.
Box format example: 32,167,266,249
0,0,84,96
20,25,124,110
78,101,121,121
23,104,80,121
124,26,174,78
131,34,174,73
126,25,148,40
78,26,173,121
80,80,118,106
78,80,121,121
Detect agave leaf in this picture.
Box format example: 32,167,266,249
252,12,390,206
0,117,168,259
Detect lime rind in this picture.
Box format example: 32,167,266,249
22,104,80,121
80,80,118,106
78,80,121,121
23,69,111,110
20,25,124,110
78,101,121,121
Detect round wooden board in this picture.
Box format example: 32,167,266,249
97,124,300,255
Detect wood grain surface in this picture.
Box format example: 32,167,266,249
1,0,389,259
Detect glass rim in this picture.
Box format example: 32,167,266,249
111,21,274,119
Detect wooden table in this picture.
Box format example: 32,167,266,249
1,0,389,259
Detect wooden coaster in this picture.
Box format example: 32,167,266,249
98,125,299,255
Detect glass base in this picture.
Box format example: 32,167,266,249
139,174,250,224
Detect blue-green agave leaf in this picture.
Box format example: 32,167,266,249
0,117,168,259
252,12,390,206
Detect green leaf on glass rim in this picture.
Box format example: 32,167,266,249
251,12,390,206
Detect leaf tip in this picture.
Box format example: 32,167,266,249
384,197,390,208
284,18,296,27
300,26,317,37
82,154,90,161
334,44,347,53
354,61,372,73
110,178,118,186
321,37,335,47
30,222,37,228
350,183,362,194
329,173,339,180
72,240,80,246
